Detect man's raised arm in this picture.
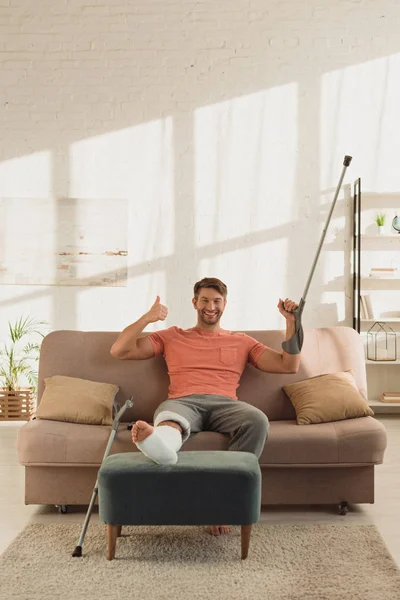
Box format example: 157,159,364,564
255,298,302,374
110,296,168,360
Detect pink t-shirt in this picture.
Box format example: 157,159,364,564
147,326,267,400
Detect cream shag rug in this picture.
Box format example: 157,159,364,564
1,523,399,600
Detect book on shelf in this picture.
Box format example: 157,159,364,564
360,295,367,319
380,392,400,403
360,294,374,319
360,299,366,319
365,295,374,319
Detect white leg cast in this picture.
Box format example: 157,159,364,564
136,425,182,465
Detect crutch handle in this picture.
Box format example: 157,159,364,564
114,397,134,423
282,298,305,354
292,297,305,318
344,155,352,166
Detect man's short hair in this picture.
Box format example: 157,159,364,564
193,277,228,299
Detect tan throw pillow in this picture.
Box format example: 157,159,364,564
35,375,119,426
283,370,374,425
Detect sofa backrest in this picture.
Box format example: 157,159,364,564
36,326,367,422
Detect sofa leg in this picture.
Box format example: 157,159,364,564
117,525,122,537
339,501,349,516
241,524,252,559
107,525,119,560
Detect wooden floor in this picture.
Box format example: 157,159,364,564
1,417,399,566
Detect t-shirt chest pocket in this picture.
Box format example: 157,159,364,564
219,347,238,366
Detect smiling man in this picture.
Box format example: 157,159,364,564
111,277,302,536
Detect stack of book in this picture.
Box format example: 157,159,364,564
369,267,398,278
380,392,400,403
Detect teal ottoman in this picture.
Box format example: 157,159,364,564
98,450,262,560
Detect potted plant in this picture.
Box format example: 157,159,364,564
0,316,48,421
375,212,386,235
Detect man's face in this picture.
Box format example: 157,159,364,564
193,288,227,325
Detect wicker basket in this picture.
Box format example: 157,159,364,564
0,387,35,421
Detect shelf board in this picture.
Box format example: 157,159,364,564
368,399,400,414
361,234,400,239
366,359,400,365
360,277,400,289
361,318,400,323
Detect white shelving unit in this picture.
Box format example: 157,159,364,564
358,233,400,414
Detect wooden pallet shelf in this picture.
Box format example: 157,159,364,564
0,388,35,421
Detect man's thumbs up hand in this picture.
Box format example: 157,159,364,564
145,296,168,323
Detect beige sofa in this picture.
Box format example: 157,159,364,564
17,326,387,511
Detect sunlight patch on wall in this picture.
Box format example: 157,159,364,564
129,271,168,332
0,197,57,285
194,83,298,247
69,118,175,265
0,151,51,197
62,286,126,331
320,54,400,191
198,239,288,330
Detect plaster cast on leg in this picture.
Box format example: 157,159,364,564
136,425,182,465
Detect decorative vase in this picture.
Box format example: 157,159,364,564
392,215,400,234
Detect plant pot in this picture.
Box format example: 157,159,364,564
0,387,35,421
378,225,385,235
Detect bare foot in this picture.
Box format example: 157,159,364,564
206,525,233,536
131,420,154,444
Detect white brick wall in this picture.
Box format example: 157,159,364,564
1,0,400,340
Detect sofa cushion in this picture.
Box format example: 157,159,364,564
282,370,374,425
34,375,119,426
18,419,124,466
17,416,387,467
257,418,387,465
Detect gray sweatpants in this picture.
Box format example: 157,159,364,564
153,394,269,458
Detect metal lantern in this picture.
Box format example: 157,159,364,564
367,322,397,361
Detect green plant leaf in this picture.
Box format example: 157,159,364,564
25,370,38,392
0,316,48,390
22,342,41,357
375,212,386,226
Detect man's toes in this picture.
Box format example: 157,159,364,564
131,424,144,443
206,525,232,536
221,526,232,535
133,421,154,442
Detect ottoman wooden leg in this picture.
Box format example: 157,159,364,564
107,525,119,560
241,524,252,560
117,525,122,537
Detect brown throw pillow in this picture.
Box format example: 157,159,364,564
35,375,119,426
283,370,374,425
